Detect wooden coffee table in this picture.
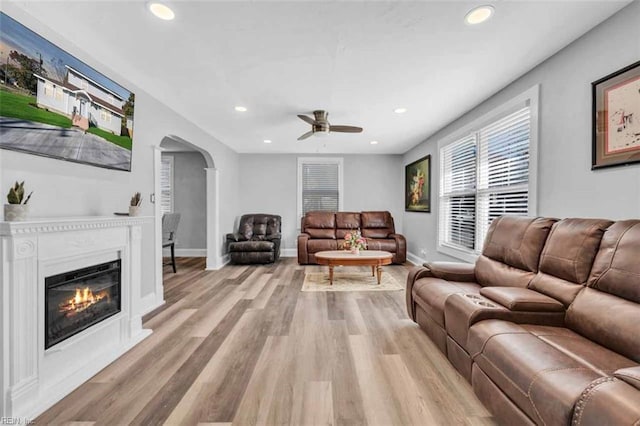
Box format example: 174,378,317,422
314,250,393,285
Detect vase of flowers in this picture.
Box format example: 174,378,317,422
344,229,367,255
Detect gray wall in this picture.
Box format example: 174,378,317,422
403,1,640,264
162,152,207,251
238,154,404,252
0,4,240,297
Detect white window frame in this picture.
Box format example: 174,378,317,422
100,109,111,123
437,85,539,263
297,157,344,223
160,155,174,215
44,82,53,97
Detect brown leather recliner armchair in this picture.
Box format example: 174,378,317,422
226,214,281,264
406,216,640,425
297,211,406,264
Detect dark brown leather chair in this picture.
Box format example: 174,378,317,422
406,216,640,425
297,211,406,264
226,214,281,264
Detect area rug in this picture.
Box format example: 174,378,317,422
301,271,403,292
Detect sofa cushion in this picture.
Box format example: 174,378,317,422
475,256,535,288
481,216,557,272
361,211,393,229
528,218,612,305
335,212,360,229
228,241,274,252
362,228,392,239
468,321,636,425
307,228,336,239
307,239,337,253
412,277,481,327
364,239,397,252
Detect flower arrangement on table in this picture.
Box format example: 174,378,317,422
344,229,367,254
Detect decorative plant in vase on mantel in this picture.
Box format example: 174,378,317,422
129,192,142,217
4,181,33,222
344,229,367,255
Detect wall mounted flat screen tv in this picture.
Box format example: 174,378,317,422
0,13,135,172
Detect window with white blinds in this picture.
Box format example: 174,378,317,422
438,88,537,261
160,155,174,215
297,157,343,218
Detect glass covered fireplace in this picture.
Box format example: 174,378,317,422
45,260,122,349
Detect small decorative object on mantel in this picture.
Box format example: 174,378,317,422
344,230,367,255
405,155,431,212
129,192,142,216
592,60,640,170
4,181,33,221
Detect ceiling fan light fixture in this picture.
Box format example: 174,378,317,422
465,5,494,25
148,2,175,20
394,107,407,114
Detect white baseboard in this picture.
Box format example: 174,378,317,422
140,292,165,316
407,252,427,266
206,254,230,270
281,248,296,258
163,248,206,257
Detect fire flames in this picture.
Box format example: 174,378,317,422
59,287,109,316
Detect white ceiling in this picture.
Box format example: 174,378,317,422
9,0,631,154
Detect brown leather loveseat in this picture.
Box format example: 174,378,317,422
406,216,640,425
298,211,406,264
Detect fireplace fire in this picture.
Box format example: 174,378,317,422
45,260,121,349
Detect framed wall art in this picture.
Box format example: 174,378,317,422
592,60,640,170
405,155,431,212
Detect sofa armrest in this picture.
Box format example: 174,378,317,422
226,233,241,242
424,261,476,282
572,377,640,426
406,265,436,321
615,366,640,390
297,233,310,264
389,233,406,263
479,287,565,312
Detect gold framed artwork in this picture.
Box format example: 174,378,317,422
592,60,640,170
405,155,431,212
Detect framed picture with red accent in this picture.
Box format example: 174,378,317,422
592,61,640,170
405,155,431,212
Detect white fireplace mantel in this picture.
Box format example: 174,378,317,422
0,216,153,419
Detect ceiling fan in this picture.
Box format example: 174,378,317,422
297,110,363,140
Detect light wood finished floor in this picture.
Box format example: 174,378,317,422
37,257,494,425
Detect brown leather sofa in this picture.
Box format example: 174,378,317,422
406,216,640,425
226,214,281,264
297,211,406,264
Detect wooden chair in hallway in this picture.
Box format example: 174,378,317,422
162,213,181,273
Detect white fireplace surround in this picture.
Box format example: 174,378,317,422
0,216,153,419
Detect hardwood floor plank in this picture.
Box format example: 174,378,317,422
128,300,252,425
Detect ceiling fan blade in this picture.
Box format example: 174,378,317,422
297,115,317,125
329,125,363,133
297,130,314,141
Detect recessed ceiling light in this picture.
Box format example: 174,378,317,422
394,108,407,114
234,106,247,112
263,139,272,144
148,2,175,20
370,140,379,145
465,5,494,25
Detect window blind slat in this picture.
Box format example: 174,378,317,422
301,162,340,215
160,156,173,215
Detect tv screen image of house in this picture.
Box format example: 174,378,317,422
0,13,135,172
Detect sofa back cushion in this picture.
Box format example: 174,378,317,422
361,211,394,239
566,220,640,362
528,218,612,305
238,214,281,240
336,212,361,239
303,211,336,239
475,216,556,287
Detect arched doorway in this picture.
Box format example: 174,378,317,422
153,136,221,300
